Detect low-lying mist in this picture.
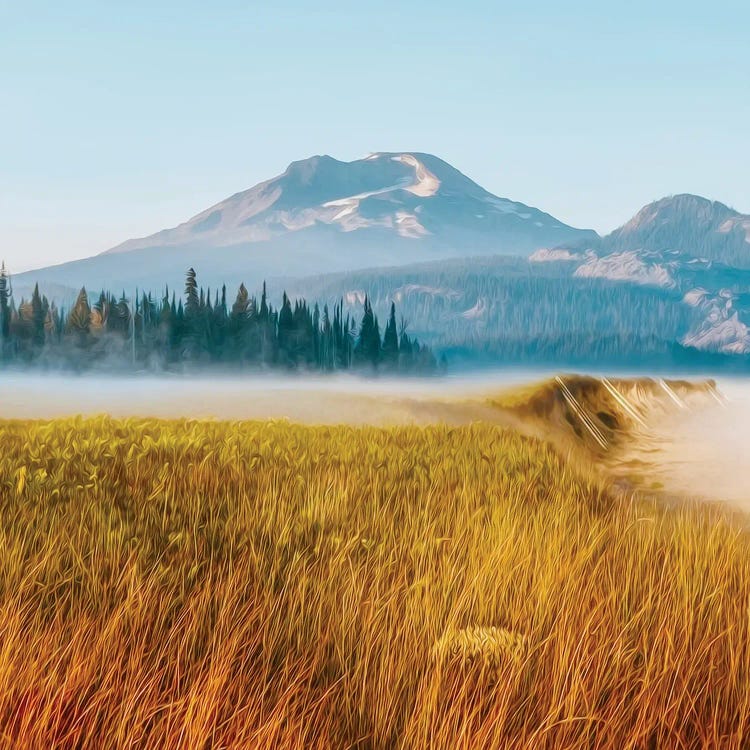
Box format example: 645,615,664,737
624,378,750,508
2,369,749,509
0,370,556,423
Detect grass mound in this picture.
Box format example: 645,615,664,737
492,375,718,454
0,415,748,748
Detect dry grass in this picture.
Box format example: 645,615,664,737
0,413,749,748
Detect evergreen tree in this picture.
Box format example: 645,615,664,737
184,268,199,318
382,302,399,368
312,302,321,366
30,284,46,348
277,292,294,365
355,296,381,368
231,283,250,321
212,286,228,361
399,317,414,371
229,283,250,361
0,262,12,352
259,281,269,322
160,288,172,327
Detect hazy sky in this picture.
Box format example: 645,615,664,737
2,0,749,272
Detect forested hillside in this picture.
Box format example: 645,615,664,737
286,257,726,367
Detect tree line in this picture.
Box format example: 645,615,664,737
0,264,437,374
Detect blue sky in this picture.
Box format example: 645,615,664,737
1,0,748,272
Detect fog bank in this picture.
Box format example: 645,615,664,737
0,371,555,424
3,370,749,509
621,378,750,508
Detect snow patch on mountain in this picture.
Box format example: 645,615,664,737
683,288,711,307
529,247,584,262
683,312,750,354
391,154,441,197
391,284,461,303
718,217,750,242
395,212,430,238
682,288,750,354
461,297,488,320
345,290,367,306
573,251,675,288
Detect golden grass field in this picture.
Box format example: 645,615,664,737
1,378,749,748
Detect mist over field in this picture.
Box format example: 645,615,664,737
623,378,750,508
0,370,551,422
3,369,749,509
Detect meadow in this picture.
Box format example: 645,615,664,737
1,405,750,748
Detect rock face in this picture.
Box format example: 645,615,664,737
15,152,595,293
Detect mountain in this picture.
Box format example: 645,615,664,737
9,163,750,366
543,194,750,273
13,152,596,295
603,194,750,268
531,194,750,353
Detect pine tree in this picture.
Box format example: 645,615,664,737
184,268,199,318
160,288,172,327
0,262,12,352
312,302,321,366
45,303,59,343
321,304,332,369
355,296,380,368
399,317,414,371
277,292,294,365
221,285,230,318
259,281,269,322
30,284,47,349
382,302,399,368
91,291,109,332
231,284,250,321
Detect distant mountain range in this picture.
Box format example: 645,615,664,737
9,154,750,364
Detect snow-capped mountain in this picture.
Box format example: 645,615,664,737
105,152,594,259
14,152,595,294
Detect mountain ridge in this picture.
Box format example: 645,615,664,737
14,151,596,293
103,151,597,259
